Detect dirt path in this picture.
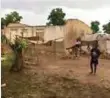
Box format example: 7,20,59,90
3,44,110,98
36,54,110,87
3,53,110,98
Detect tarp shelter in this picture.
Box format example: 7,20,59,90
106,40,110,54
81,33,99,41
81,33,110,54
64,19,93,49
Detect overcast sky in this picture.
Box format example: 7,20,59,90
1,0,110,31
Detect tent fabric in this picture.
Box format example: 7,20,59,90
106,41,110,54
81,33,110,53
81,33,110,41
43,19,110,55
64,19,93,49
81,33,99,41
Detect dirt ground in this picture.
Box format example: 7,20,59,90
2,44,110,98
2,51,110,98
37,53,110,87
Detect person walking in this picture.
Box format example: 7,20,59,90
74,38,81,58
90,44,101,74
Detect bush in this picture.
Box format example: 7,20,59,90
1,34,7,44
14,38,28,52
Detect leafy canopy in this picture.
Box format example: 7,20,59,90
91,21,100,33
47,8,66,26
103,21,110,34
1,11,22,28
14,38,28,52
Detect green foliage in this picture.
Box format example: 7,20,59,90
103,21,110,34
1,53,15,67
91,21,100,33
14,38,28,52
1,34,7,43
1,11,22,28
1,18,6,29
47,8,66,26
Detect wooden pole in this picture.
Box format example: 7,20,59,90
53,40,56,61
55,40,56,60
10,32,11,41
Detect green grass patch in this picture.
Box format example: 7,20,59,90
1,52,15,69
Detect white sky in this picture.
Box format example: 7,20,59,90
1,0,110,31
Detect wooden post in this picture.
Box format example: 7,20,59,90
54,40,56,61
36,32,38,44
22,27,25,38
10,32,11,41
21,32,23,38
32,27,34,36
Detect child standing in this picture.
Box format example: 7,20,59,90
90,44,101,74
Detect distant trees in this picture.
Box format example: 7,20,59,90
46,8,66,26
103,21,110,34
91,21,100,33
1,11,22,29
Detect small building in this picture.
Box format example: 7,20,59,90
4,23,46,43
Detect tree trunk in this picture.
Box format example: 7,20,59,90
10,50,24,72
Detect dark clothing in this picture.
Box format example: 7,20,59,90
90,59,98,65
90,48,101,64
90,62,98,73
90,48,101,74
75,44,80,48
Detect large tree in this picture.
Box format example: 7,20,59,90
103,21,110,34
1,18,6,29
91,21,100,33
47,8,66,26
1,11,25,72
1,11,22,28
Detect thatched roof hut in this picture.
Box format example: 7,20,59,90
64,19,93,49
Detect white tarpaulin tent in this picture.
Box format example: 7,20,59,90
106,40,110,54
81,33,110,54
81,33,99,41
64,19,93,49
81,33,110,41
